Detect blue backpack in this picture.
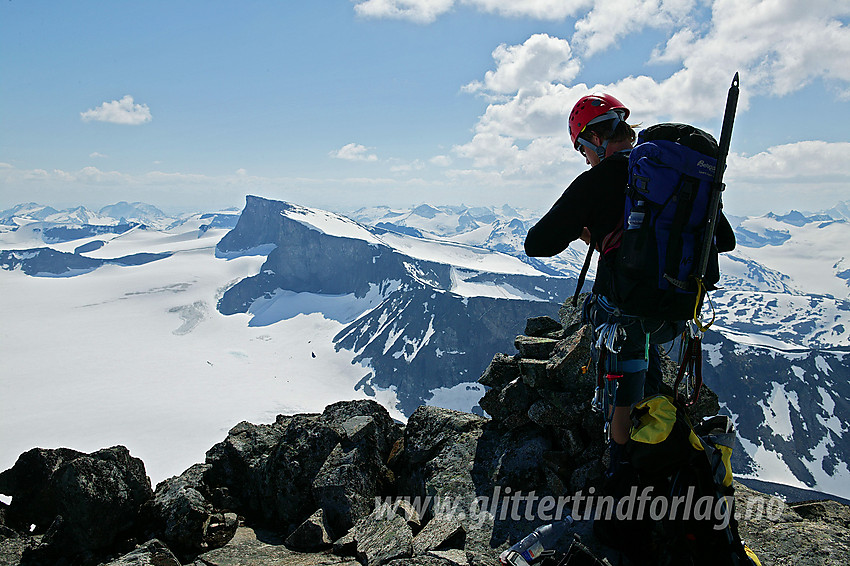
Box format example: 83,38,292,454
610,123,722,321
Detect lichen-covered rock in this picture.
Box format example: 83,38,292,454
11,445,153,564
545,325,594,397
204,400,402,540
195,526,360,566
285,508,333,551
262,416,344,529
205,414,341,533
569,458,606,494
734,481,850,565
427,548,469,566
320,400,401,459
204,417,291,517
101,539,181,566
558,294,588,335
393,498,423,531
401,406,487,468
0,532,34,566
514,335,559,361
518,359,549,389
412,513,464,555
332,529,357,556
526,399,568,428
552,428,586,459
353,511,413,566
479,379,536,430
312,442,380,538
392,405,564,559
478,353,520,389
525,317,563,338
385,556,458,566
0,447,86,532
143,463,237,559
312,401,400,538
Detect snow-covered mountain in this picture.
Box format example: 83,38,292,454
1,196,848,502
0,202,61,224
215,196,574,414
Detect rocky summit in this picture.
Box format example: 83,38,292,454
2,301,849,566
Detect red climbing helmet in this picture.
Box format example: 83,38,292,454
568,94,630,150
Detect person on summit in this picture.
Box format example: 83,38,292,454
523,93,736,482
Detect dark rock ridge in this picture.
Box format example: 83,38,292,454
216,195,577,414
2,307,849,565
0,248,171,277
41,223,141,244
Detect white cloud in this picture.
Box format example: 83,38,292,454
351,0,692,52
463,34,580,96
80,95,152,125
723,142,850,215
465,0,590,19
454,132,578,180
352,0,850,103
390,159,425,172
573,0,697,56
651,1,850,98
89,152,108,158
430,155,453,166
331,143,379,162
729,141,850,182
353,0,592,23
353,0,455,24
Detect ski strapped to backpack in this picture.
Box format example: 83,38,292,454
693,72,739,330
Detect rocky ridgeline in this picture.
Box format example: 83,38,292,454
2,300,850,566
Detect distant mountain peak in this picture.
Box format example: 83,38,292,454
410,204,441,219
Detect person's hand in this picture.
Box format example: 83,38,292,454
580,227,591,244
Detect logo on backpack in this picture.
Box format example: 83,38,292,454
696,159,716,174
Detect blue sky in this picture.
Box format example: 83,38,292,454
1,1,848,217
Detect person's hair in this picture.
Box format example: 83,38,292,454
583,119,638,145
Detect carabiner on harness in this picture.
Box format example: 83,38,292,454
594,321,625,354
590,321,625,441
